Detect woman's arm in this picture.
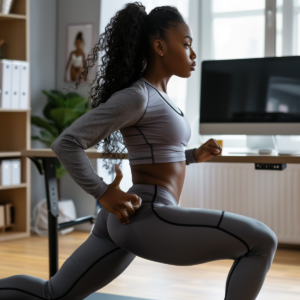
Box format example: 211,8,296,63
51,85,148,201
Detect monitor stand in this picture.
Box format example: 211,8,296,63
246,135,277,153
246,135,300,155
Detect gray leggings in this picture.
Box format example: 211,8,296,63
0,183,278,300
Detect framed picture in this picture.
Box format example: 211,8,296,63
65,23,94,82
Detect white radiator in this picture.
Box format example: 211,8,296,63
180,163,300,244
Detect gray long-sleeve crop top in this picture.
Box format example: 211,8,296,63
50,77,198,202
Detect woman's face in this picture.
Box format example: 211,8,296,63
75,39,83,49
154,22,196,78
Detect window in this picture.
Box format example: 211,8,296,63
276,0,300,56
212,0,265,59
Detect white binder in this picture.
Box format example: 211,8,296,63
19,61,29,109
0,59,12,109
11,60,20,109
0,159,12,186
11,159,21,185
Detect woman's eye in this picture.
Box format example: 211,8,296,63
184,44,191,49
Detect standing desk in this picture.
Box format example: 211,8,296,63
21,148,300,278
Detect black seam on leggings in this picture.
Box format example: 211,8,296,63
49,278,56,299
224,251,250,300
0,247,122,300
217,211,225,227
151,185,250,252
151,185,251,300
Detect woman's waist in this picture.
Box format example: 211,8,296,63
126,183,178,207
130,161,185,203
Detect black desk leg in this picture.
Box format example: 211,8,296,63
42,157,60,279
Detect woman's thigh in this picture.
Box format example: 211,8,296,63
106,185,277,267
43,208,136,300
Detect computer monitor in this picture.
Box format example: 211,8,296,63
199,56,300,136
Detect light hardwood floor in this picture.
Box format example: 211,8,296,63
0,231,299,300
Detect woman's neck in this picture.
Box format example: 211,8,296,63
142,63,171,94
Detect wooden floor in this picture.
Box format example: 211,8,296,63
0,230,299,300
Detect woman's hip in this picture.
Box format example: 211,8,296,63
93,184,277,265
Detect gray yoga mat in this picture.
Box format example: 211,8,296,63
84,293,153,300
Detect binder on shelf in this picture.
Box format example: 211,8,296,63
11,60,20,109
0,159,12,186
0,59,29,109
19,61,29,109
11,159,21,185
0,59,12,109
2,0,14,15
0,205,5,227
5,203,14,225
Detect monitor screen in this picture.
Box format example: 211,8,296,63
200,56,300,124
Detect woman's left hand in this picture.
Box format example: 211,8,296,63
194,138,222,163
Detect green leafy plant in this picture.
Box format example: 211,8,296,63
31,90,91,181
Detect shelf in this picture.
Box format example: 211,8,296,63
0,108,31,112
0,13,26,20
0,151,22,157
0,231,29,242
0,183,27,190
0,0,30,244
0,224,15,233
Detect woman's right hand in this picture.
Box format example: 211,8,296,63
98,164,142,225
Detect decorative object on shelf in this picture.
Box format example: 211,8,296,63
31,198,77,236
1,0,14,14
31,90,90,200
0,39,6,59
65,23,93,82
0,202,15,233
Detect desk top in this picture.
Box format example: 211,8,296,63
20,148,300,164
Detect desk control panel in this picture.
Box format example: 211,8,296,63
255,163,287,171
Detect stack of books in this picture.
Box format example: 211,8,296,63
0,59,29,109
0,203,15,230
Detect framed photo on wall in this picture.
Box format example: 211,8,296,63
65,23,94,82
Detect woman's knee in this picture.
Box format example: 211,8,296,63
250,219,278,256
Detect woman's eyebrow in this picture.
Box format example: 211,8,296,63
183,35,193,41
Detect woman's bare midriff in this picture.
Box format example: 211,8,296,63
130,161,186,204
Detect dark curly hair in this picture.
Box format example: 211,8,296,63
64,2,185,174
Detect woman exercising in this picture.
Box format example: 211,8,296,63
0,2,277,300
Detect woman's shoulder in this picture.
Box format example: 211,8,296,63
110,78,149,108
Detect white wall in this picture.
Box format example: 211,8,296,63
56,0,101,231
185,0,202,149
30,0,57,227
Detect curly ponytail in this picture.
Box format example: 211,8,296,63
64,2,185,174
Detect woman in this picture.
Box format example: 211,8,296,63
65,31,87,82
0,2,277,300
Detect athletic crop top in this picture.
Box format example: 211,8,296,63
50,77,198,202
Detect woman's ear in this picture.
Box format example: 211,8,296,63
153,39,164,56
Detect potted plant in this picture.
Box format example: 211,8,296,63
31,90,91,201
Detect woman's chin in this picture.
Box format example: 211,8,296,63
176,71,192,78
